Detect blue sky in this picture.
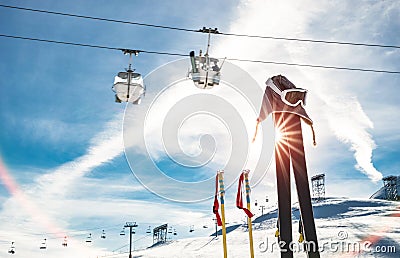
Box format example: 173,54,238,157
0,0,399,257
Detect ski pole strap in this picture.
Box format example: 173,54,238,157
310,124,316,146
252,119,260,143
236,173,254,218
213,174,222,226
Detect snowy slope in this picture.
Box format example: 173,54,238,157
106,198,400,258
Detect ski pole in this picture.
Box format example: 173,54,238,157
218,170,228,258
244,170,255,258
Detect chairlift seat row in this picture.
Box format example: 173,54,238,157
86,233,92,243
40,238,47,250
189,225,195,233
8,242,15,254
189,51,221,89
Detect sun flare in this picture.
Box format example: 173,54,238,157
275,129,283,143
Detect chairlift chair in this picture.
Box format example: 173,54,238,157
189,51,221,89
189,225,194,233
8,242,15,254
85,233,92,243
112,49,145,104
173,229,177,236
168,227,173,234
120,228,126,236
101,230,106,239
39,238,47,250
188,28,222,89
62,236,68,247
146,226,151,234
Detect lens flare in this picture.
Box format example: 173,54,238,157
275,129,283,143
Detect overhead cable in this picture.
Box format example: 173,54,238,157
1,3,399,49
0,33,399,74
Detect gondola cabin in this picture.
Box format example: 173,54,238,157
189,51,221,89
112,69,145,104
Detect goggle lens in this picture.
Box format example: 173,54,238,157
284,90,307,106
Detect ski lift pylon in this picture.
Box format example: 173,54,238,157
112,49,145,104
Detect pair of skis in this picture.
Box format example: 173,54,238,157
274,112,320,258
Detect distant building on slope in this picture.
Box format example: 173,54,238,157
370,175,400,201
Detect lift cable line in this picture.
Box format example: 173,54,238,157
0,33,399,75
0,3,197,33
1,3,399,50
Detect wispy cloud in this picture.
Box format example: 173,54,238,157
0,112,211,256
35,113,125,197
323,94,382,181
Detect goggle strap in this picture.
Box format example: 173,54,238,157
266,78,282,95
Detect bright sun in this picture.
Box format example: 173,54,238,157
275,129,283,143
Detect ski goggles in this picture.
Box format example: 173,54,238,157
266,78,307,107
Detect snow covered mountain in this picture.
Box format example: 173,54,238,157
109,198,399,258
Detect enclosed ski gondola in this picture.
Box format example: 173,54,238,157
112,49,145,104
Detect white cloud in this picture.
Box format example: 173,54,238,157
211,0,390,183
